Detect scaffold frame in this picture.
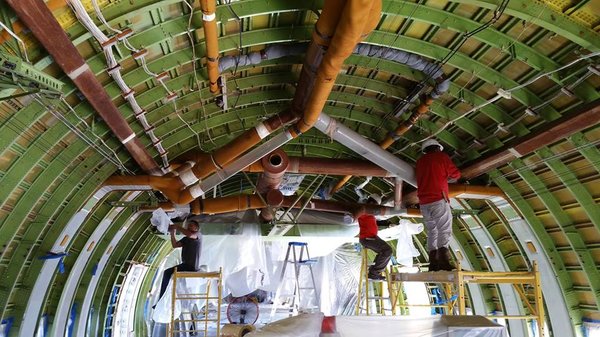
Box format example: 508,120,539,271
391,261,545,336
169,268,223,337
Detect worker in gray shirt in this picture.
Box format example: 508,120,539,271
156,219,202,304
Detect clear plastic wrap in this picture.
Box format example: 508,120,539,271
247,315,507,337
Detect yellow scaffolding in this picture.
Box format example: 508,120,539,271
356,248,396,316
391,261,545,336
169,268,223,337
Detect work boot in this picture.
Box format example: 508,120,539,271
437,247,455,271
368,273,386,281
428,250,438,271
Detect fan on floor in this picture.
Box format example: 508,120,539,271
226,296,259,325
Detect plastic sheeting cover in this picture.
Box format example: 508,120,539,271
388,220,424,267
336,315,508,337
247,314,507,337
150,209,172,234
246,313,324,337
279,174,305,196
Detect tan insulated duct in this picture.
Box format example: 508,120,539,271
200,0,220,94
245,152,395,177
6,0,160,174
290,0,345,116
186,110,296,180
145,195,419,218
105,150,399,206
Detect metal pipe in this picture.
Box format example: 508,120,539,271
245,155,394,177
394,177,403,210
331,96,434,194
6,0,160,174
315,112,417,186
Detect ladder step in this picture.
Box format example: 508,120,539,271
367,296,391,300
288,241,308,246
298,259,318,264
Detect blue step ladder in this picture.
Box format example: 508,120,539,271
271,242,320,317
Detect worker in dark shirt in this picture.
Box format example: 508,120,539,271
156,219,203,303
415,139,461,271
357,195,392,281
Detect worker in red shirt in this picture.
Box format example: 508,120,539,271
356,195,392,280
416,139,461,271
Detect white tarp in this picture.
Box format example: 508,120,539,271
336,315,508,337
151,224,352,323
150,209,172,234
150,215,426,323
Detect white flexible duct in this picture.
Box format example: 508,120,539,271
315,112,417,186
354,176,372,202
353,44,450,98
220,43,449,98
219,44,308,73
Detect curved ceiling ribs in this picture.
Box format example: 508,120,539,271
0,0,599,336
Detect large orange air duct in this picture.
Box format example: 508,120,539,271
291,0,345,116
145,195,420,218
104,151,396,205
291,0,379,136
190,110,296,180
193,194,267,214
